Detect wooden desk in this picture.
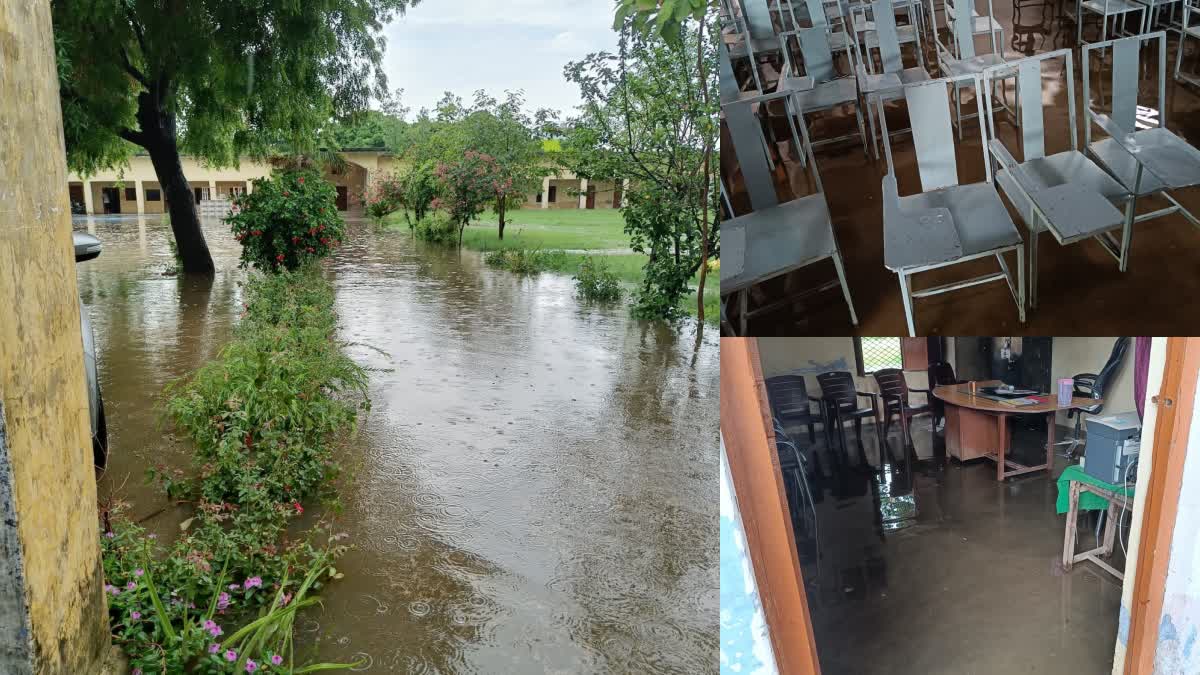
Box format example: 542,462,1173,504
933,381,1101,481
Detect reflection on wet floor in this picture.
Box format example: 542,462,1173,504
779,416,1124,675
78,214,719,673
722,0,1200,334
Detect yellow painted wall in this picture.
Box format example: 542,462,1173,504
0,1,111,671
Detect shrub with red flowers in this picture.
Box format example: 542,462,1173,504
435,150,506,245
227,169,345,271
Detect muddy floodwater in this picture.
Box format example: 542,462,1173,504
77,215,718,673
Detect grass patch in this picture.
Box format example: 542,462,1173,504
483,248,569,274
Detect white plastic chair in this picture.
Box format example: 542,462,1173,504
876,76,1026,336
1083,31,1200,269
980,49,1131,311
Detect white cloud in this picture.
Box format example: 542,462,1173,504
381,0,619,118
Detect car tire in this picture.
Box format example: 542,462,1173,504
93,396,108,470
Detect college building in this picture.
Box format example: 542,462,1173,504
67,149,626,216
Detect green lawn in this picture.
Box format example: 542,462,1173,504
384,208,719,322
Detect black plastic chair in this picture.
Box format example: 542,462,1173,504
873,368,931,449
816,371,880,453
1058,337,1130,458
927,361,965,430
765,375,820,443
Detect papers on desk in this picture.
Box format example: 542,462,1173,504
999,397,1042,407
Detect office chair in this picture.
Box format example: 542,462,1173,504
1056,337,1131,459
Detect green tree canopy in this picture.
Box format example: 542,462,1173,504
54,0,419,274
561,10,718,321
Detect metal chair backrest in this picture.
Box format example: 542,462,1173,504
739,0,778,42
766,375,814,414
1082,31,1168,143
928,361,959,386
816,371,859,410
879,78,963,192
797,26,839,83
983,49,1078,162
720,43,780,211
872,368,911,402
871,0,905,74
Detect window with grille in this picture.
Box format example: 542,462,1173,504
855,337,903,374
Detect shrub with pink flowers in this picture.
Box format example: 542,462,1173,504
227,169,345,271
362,170,405,223
434,149,507,245
100,269,365,673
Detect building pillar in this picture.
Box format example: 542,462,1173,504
134,180,145,215
82,179,94,215
208,179,217,201
541,176,551,209
578,178,588,209
245,180,253,195
0,1,112,673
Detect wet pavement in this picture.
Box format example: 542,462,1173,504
779,416,1124,675
77,214,719,673
722,2,1200,335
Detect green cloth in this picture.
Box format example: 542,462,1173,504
1055,464,1134,514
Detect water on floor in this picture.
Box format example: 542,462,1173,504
722,1,1200,335
77,215,719,672
778,416,1126,675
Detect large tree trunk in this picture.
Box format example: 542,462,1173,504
497,199,506,240
134,89,214,275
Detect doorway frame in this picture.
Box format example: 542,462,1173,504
722,336,1198,675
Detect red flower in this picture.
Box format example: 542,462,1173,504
283,191,290,197
297,177,305,184
276,254,285,262
306,247,315,253
320,237,329,245
291,236,300,244
292,501,303,515
244,434,253,447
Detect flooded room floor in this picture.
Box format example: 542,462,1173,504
780,417,1125,675
722,2,1200,335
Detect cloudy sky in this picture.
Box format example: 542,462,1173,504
379,0,620,120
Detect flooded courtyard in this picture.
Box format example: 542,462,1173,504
78,215,718,673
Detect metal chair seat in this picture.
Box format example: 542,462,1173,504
1082,0,1146,13
994,151,1132,232
862,66,933,100
793,77,861,111
1090,128,1200,194
948,12,1005,34
720,194,838,293
899,183,1022,257
944,52,1010,76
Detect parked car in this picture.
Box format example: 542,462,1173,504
73,232,107,468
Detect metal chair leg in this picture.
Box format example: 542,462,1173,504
898,269,916,337
832,248,859,325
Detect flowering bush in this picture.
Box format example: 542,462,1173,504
101,268,366,673
434,150,505,245
227,170,345,271
363,171,404,223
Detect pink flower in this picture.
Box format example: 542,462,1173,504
217,592,231,611
133,669,142,675
104,531,115,539
271,654,283,666
126,581,136,591
228,584,240,591
225,649,238,662
203,619,223,637
244,576,263,590
130,611,141,620
278,592,292,607
134,568,144,577
209,643,221,654
246,660,258,672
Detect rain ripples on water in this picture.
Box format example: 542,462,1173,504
83,215,718,672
